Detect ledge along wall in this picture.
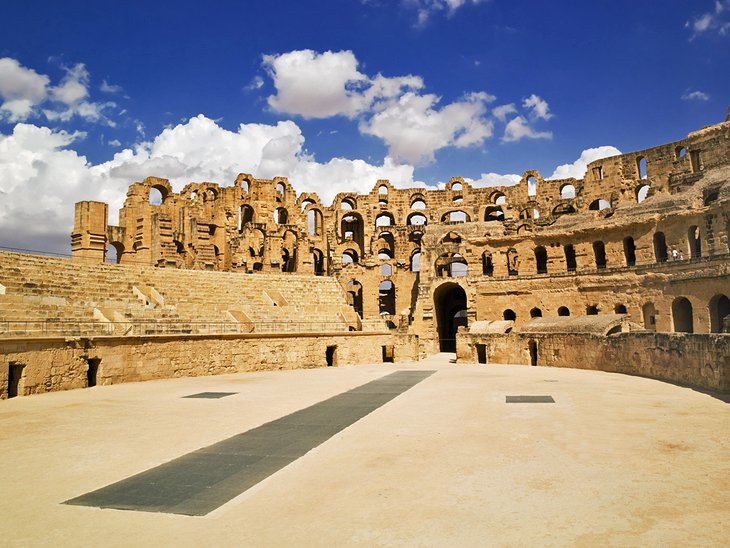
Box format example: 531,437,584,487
0,332,419,399
457,331,730,393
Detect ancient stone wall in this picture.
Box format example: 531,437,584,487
457,331,730,393
0,332,419,399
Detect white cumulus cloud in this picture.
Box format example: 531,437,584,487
0,58,50,122
548,145,621,180
686,1,730,38
682,90,710,101
502,115,552,143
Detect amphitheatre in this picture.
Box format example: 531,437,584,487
0,110,729,544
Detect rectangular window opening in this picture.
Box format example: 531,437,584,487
476,344,487,364
326,345,337,367
7,363,25,398
87,358,100,388
382,345,394,363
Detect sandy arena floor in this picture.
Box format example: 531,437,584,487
1,354,728,547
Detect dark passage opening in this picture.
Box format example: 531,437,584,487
325,345,337,367
8,363,24,398
86,358,100,388
529,340,538,366
434,283,467,352
476,344,487,364
381,345,394,363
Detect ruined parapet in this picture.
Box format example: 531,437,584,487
71,201,108,263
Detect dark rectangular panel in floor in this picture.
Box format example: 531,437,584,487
65,370,435,516
506,395,555,403
183,392,238,399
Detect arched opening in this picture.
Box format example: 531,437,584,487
378,280,395,316
407,213,427,226
452,195,463,204
484,206,504,222
451,182,463,192
276,182,286,198
507,248,519,276
672,297,693,333
442,210,468,223
688,225,701,259
410,250,421,272
709,294,730,333
377,231,395,257
342,249,358,265
653,232,668,263
623,236,636,266
560,184,576,199
149,186,166,205
675,146,686,159
558,306,570,317
340,198,354,210
378,185,389,195
341,213,364,250
564,244,577,272
482,252,493,276
375,212,393,227
411,197,426,209
642,302,656,331
436,253,468,278
528,340,538,366
274,207,288,225
434,282,467,352
527,175,537,196
636,184,650,203
586,305,599,315
300,198,315,212
637,157,647,179
106,241,124,264
614,304,628,314
503,309,516,321
589,199,611,211
534,246,548,274
493,194,507,206
593,241,607,269
312,249,325,275
552,203,576,218
530,307,543,318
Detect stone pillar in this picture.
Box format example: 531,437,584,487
71,201,108,263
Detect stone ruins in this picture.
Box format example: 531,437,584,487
1,110,729,397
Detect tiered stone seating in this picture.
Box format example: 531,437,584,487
0,251,355,337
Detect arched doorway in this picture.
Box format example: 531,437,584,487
434,282,467,352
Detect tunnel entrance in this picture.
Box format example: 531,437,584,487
434,282,467,352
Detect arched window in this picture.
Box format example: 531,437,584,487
375,213,393,227
411,198,426,209
560,184,576,199
407,213,427,226
341,199,354,210
450,254,468,277
688,225,701,259
149,187,164,205
451,182,463,191
653,232,668,263
530,307,542,318
589,199,611,211
586,305,599,315
106,242,124,264
342,249,358,264
593,241,607,269
675,146,686,159
300,199,314,212
527,175,537,196
709,294,730,333
636,184,650,203
443,210,468,223
564,244,577,272
484,206,504,222
410,250,421,272
494,194,507,206
558,306,570,317
503,309,516,321
637,157,647,179
672,297,693,333
614,304,627,314
274,207,288,225
312,249,325,275
623,237,636,266
276,182,286,197
534,246,548,274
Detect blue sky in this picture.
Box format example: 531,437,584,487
0,0,728,252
